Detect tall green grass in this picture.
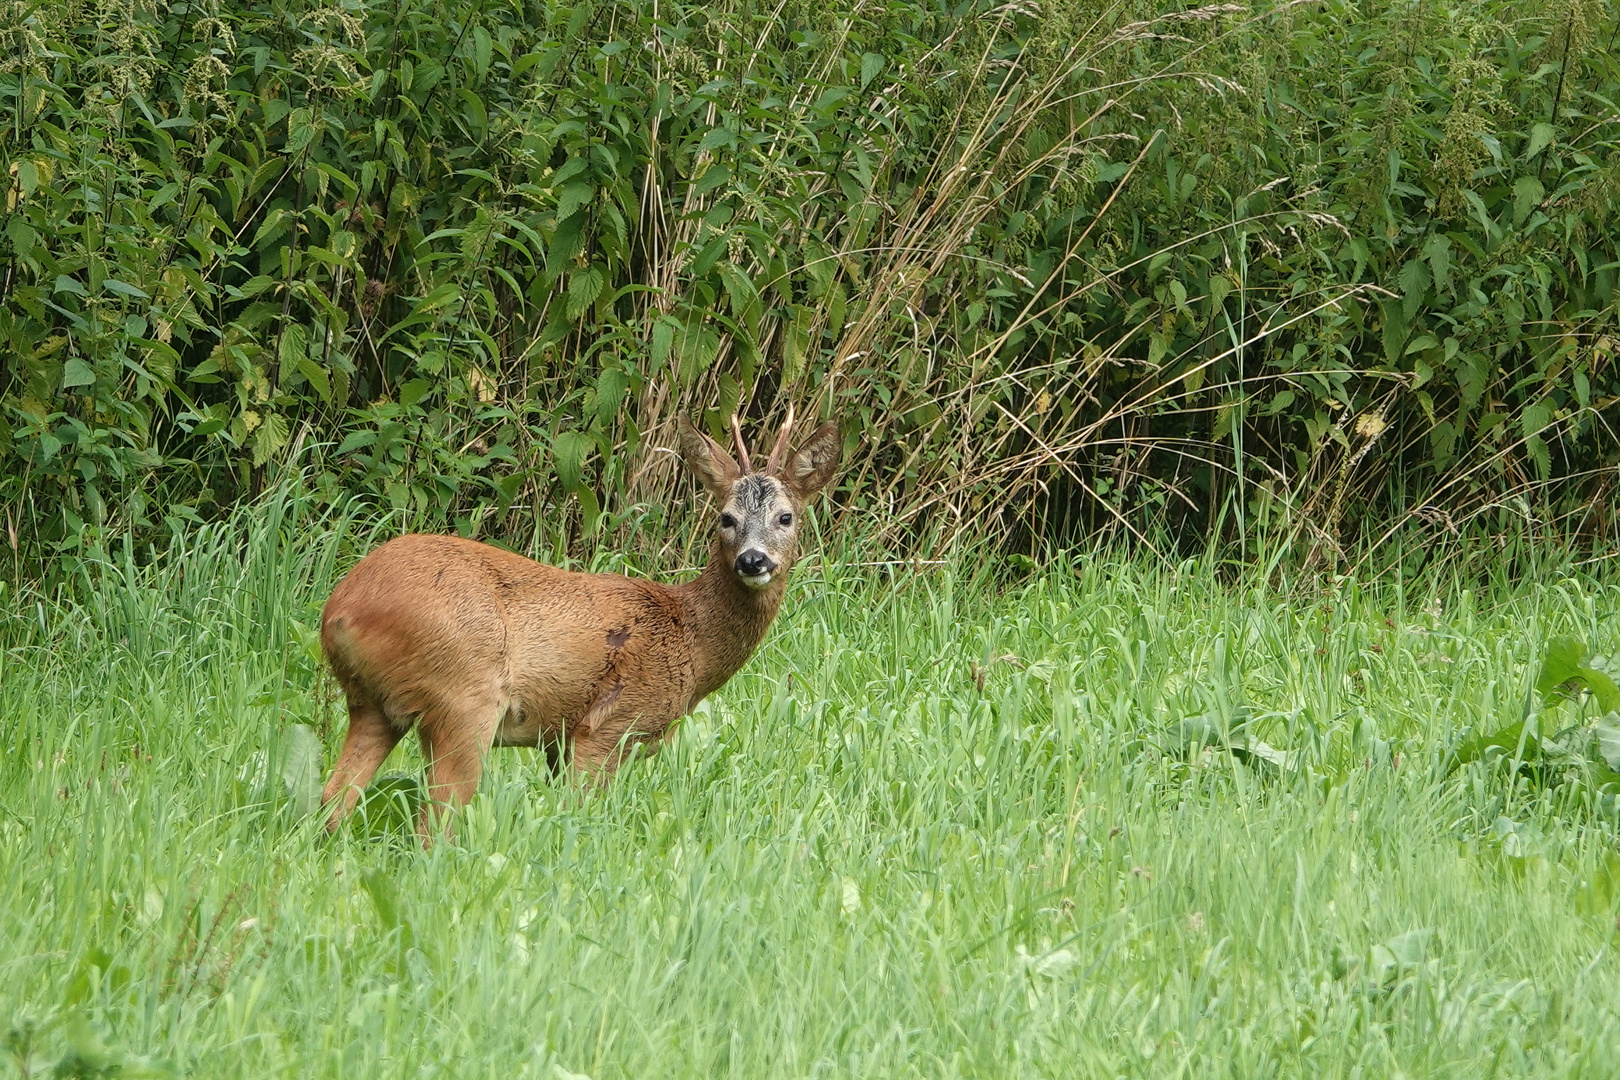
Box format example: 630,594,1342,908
3,495,1620,1077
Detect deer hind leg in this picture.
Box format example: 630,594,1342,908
321,695,405,832
416,687,507,844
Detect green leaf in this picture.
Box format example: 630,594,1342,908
860,51,886,87
1576,668,1620,715
1512,176,1544,223
59,1012,116,1071
693,164,730,196
413,283,460,314
1397,258,1430,308
1233,737,1298,772
362,869,409,934
1451,720,1526,770
1422,233,1452,293
552,431,592,491
336,429,375,455
575,482,602,535
1537,636,1588,701
1462,189,1498,238
690,234,728,278
399,379,431,409
1380,300,1407,363
1412,358,1433,391
14,159,38,197
650,316,677,373
1521,400,1551,438
279,724,323,816
354,775,423,839
1382,928,1435,968
102,278,149,300
675,323,719,387
278,323,308,386
567,266,604,322
595,366,628,425
1147,333,1168,367
698,126,736,153
555,181,595,222
297,356,332,404
252,411,289,466
62,358,96,387
1525,122,1556,160
783,306,812,385
1594,718,1620,772
287,107,317,153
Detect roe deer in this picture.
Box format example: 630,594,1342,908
318,409,840,839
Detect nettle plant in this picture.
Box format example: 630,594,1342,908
4,0,1620,569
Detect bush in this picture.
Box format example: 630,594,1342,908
2,0,1618,565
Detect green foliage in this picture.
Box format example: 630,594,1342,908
1099,0,1620,553
1452,632,1620,812
3,0,1620,562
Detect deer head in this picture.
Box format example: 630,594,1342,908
678,408,840,589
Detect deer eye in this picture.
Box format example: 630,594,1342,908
778,512,793,527
719,513,737,529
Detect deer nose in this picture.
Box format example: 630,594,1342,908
734,548,777,579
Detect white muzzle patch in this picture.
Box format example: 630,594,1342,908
739,571,773,588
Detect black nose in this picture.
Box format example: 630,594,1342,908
735,549,777,577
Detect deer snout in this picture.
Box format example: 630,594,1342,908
734,548,778,586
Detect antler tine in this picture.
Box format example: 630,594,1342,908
764,403,795,475
728,413,753,473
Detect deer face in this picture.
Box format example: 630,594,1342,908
716,473,798,586
679,415,841,590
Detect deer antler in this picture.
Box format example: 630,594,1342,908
728,414,753,474
764,403,795,475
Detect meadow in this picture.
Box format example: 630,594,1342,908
3,496,1620,1078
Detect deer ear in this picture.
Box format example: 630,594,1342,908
785,421,840,497
678,416,740,501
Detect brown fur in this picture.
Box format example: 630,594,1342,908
318,415,840,841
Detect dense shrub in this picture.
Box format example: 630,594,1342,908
2,0,1618,564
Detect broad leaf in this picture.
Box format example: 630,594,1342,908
1575,667,1620,715
552,430,592,491
279,724,323,816
1525,122,1556,160
1594,717,1620,772
61,358,96,388
1536,636,1587,701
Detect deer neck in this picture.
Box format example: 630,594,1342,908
677,541,788,702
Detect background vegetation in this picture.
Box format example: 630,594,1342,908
5,495,1620,1076
4,0,1620,568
